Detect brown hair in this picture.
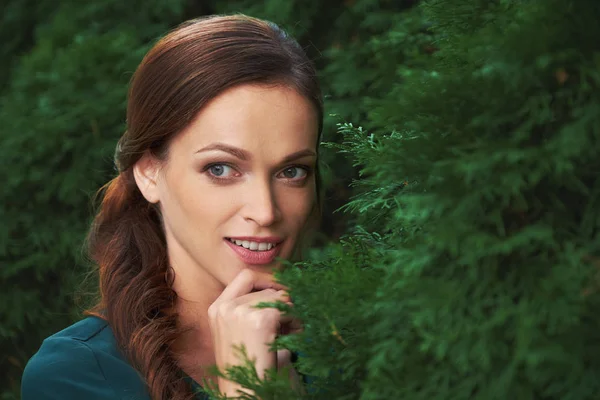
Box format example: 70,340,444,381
85,14,323,400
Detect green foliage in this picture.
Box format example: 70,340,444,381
1,0,432,397
0,0,188,396
0,0,54,94
227,231,387,400
222,0,600,398
9,0,597,398
199,345,308,400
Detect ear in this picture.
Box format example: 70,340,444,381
133,153,161,204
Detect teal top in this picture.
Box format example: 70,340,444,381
21,316,208,399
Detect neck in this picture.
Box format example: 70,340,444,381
172,299,216,384
167,244,225,383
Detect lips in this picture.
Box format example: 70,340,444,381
224,238,283,265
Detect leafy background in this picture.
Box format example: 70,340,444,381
0,0,431,397
3,0,600,399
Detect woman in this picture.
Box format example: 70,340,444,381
21,14,323,400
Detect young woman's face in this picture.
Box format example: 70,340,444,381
138,84,319,287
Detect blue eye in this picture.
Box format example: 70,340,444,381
207,164,233,177
281,166,308,179
203,163,310,182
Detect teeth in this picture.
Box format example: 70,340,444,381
228,238,275,251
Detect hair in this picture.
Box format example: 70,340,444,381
85,14,324,400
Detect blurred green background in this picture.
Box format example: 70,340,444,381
0,0,433,397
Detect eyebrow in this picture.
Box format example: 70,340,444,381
194,142,317,163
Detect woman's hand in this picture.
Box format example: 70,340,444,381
208,269,302,397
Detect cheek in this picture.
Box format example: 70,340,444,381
279,188,315,223
162,174,234,234
178,184,237,222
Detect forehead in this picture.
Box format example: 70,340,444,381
172,84,319,158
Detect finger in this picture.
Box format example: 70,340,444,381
277,349,292,373
281,316,303,335
231,289,292,308
216,269,288,302
278,313,303,334
278,300,303,335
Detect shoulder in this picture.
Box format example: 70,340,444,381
22,316,150,400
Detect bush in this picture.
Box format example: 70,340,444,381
0,1,188,396
0,0,434,397
213,0,600,398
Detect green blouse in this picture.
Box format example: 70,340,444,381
21,316,209,399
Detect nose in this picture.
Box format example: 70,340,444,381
242,179,282,226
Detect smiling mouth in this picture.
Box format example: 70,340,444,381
225,238,282,252
224,237,284,265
